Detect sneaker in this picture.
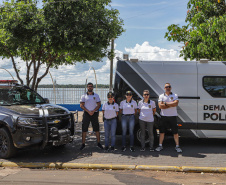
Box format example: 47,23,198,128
80,143,85,150
110,146,115,151
104,146,109,151
175,146,182,153
140,148,145,152
150,147,155,152
155,146,163,152
130,146,135,152
121,146,126,152
97,143,104,149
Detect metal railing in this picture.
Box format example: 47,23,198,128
37,88,109,104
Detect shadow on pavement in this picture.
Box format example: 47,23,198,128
1,133,226,165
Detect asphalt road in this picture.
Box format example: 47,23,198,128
0,168,177,185
1,168,226,185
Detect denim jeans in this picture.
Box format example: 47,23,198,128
104,118,117,147
121,115,135,147
139,119,154,148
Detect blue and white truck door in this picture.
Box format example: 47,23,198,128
197,61,226,138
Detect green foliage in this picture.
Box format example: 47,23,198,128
0,0,124,90
165,0,226,61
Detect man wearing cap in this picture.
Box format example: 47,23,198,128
102,92,119,151
119,91,137,152
156,83,182,153
79,82,103,150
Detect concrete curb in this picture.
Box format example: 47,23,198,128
0,162,226,173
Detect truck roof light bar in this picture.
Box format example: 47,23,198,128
123,54,129,61
200,59,209,63
0,80,18,84
130,58,139,62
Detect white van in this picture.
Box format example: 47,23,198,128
113,59,226,143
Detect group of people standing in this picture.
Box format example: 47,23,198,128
79,82,182,153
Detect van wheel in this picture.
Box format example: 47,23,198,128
0,128,16,159
134,124,150,146
134,124,158,146
153,127,158,147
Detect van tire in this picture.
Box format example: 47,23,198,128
0,128,16,159
134,124,148,146
134,124,158,146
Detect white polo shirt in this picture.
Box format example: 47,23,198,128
138,100,156,122
80,92,101,112
158,92,178,116
102,102,119,119
120,100,137,115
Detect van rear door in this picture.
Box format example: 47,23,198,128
197,61,226,138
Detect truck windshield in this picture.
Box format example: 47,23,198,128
0,85,46,105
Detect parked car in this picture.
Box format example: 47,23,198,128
0,80,76,158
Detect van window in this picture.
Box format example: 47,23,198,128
203,76,226,97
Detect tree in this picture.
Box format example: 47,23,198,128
165,0,226,61
0,0,124,90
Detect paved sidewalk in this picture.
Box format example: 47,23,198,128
1,112,226,168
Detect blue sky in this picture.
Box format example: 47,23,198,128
0,0,189,84
112,0,188,52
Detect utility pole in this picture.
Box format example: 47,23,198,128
109,38,114,92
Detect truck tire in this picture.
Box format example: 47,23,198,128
0,128,16,159
134,124,158,146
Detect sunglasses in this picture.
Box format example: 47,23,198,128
87,86,93,88
165,86,171,88
126,94,132,96
143,94,149,96
108,96,113,98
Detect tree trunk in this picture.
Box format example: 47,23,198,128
26,60,33,87
31,54,41,90
35,63,52,91
11,56,24,85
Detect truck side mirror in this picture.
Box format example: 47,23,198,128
44,98,50,103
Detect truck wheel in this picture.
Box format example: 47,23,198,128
0,128,16,159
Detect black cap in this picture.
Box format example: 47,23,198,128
107,92,114,97
126,91,132,94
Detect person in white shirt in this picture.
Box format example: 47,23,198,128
79,82,103,150
119,91,137,152
138,90,156,152
156,83,182,153
102,92,119,151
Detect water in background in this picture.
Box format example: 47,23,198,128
37,88,109,104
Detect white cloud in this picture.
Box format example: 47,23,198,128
124,41,183,61
0,41,184,85
111,3,125,7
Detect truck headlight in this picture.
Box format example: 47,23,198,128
17,118,37,126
